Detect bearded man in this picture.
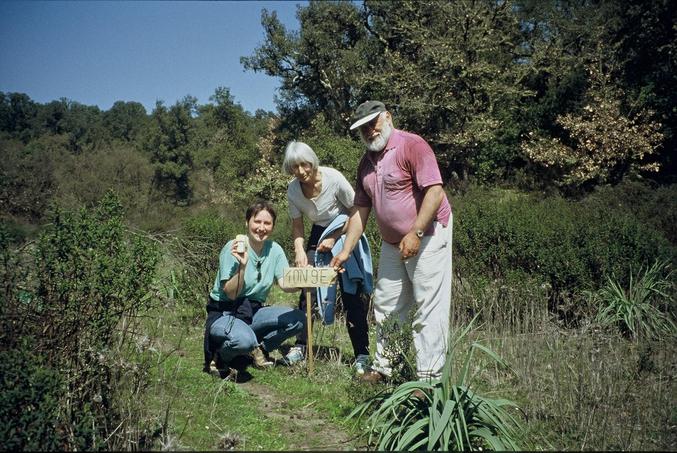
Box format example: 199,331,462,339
330,100,453,382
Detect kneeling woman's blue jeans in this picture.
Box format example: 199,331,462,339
209,306,305,363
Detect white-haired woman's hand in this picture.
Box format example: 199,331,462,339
294,250,308,268
316,237,336,253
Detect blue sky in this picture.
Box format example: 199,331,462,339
0,1,307,114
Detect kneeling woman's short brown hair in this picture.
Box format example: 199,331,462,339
245,200,277,225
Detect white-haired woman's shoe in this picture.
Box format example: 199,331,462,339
282,345,305,366
354,354,370,376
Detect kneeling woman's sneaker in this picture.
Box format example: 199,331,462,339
209,362,238,381
250,346,274,368
282,345,305,366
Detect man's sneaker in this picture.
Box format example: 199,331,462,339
411,389,427,401
250,346,274,369
359,369,385,384
282,346,305,366
354,354,370,376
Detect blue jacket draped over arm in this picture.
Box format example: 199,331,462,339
313,214,373,325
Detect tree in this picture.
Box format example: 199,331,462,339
522,62,663,191
595,0,676,180
244,0,676,188
244,0,534,182
242,1,370,135
0,92,38,142
102,101,148,143
142,98,195,202
59,101,107,153
360,0,534,182
193,87,260,180
514,0,673,191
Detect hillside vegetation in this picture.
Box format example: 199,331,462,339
1,0,675,450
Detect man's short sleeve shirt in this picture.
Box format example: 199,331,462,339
354,129,451,244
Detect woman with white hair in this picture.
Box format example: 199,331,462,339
282,141,372,375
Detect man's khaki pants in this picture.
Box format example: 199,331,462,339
372,217,453,380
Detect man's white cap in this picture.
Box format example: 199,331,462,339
349,100,386,130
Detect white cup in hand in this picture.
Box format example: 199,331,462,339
235,234,248,253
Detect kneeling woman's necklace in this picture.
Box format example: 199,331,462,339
253,256,265,282
250,242,267,282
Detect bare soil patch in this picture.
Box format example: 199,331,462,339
240,380,360,451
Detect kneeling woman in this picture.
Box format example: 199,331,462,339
203,201,304,377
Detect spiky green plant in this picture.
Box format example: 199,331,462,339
348,318,524,451
593,260,675,340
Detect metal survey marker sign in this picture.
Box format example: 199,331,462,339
283,267,337,288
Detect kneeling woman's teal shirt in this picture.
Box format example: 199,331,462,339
210,239,289,303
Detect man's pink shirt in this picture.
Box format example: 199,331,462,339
354,129,452,245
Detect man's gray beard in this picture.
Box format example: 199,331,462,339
362,121,393,153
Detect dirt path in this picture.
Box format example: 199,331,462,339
240,380,361,451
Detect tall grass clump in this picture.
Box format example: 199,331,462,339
348,318,524,451
451,273,552,335
0,192,161,450
591,260,675,340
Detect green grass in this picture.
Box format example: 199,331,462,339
142,287,372,450
135,268,676,451
145,317,295,450
490,331,675,451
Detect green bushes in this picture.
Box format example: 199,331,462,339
183,210,241,247
0,193,161,450
0,344,64,451
586,180,677,244
165,211,243,323
454,185,675,322
378,311,418,385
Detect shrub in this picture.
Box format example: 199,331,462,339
379,310,418,385
0,136,63,220
454,187,675,322
52,145,155,214
182,210,241,247
162,212,244,323
349,318,524,451
586,180,677,245
0,343,65,451
0,192,161,450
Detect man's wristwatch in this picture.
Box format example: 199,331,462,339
415,229,424,238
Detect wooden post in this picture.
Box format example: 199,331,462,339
305,288,313,374
283,267,337,375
